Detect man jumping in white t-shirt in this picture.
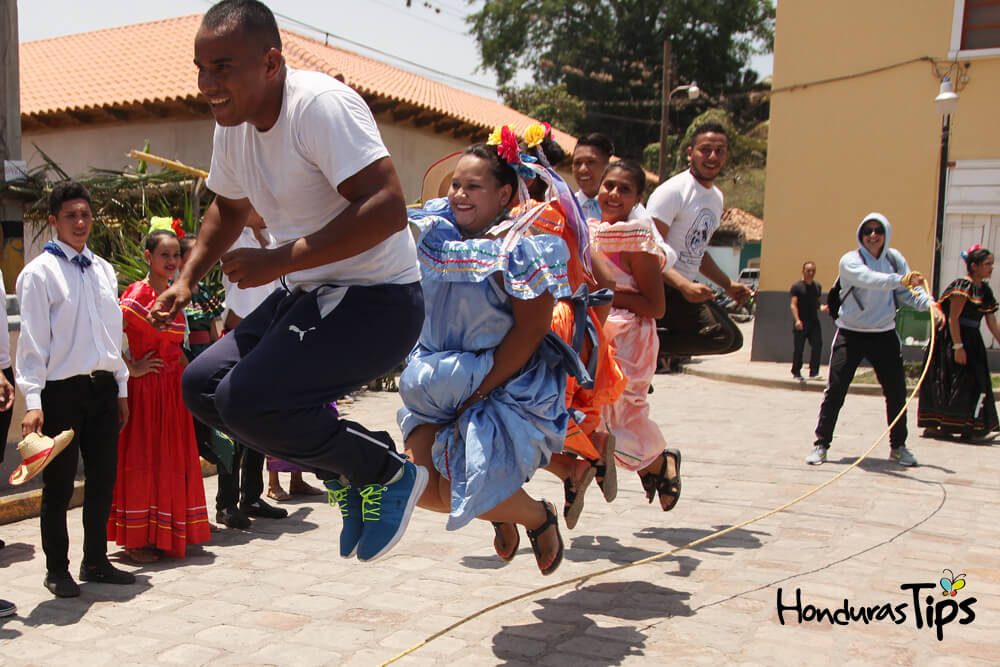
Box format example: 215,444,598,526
151,0,427,563
646,123,751,364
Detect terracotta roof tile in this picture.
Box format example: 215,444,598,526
720,207,764,242
19,14,577,152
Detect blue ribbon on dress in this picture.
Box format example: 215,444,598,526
43,241,92,272
565,284,612,390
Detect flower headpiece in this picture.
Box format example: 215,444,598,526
961,243,984,261
149,216,185,239
524,122,551,148
486,123,593,275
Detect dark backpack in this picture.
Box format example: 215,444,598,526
827,249,901,320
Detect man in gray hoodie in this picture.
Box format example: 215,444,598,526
807,213,943,466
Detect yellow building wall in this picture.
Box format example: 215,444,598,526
754,0,1000,361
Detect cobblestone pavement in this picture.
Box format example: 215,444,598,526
0,363,997,665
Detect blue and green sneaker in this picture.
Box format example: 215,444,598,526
324,477,363,558
356,460,428,562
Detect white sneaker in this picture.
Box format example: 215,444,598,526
808,373,824,381
889,447,918,467
805,445,828,465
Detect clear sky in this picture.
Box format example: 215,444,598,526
16,0,774,101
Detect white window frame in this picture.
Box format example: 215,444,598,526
950,0,1000,59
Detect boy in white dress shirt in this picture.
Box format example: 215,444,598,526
15,182,135,597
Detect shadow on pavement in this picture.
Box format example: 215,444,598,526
635,525,770,557
828,456,956,477
191,506,320,549
0,542,36,567
0,574,149,642
491,581,692,664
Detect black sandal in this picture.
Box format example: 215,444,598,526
594,432,618,503
562,463,596,530
491,521,519,562
526,501,563,576
639,449,681,512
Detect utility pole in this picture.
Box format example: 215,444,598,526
1,0,25,292
657,40,672,182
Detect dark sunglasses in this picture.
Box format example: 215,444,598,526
861,225,885,236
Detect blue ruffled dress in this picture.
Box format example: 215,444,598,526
398,213,574,530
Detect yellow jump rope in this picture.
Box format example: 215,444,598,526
380,276,935,666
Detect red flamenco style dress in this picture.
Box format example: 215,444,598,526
108,281,210,557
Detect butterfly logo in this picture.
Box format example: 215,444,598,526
940,569,966,597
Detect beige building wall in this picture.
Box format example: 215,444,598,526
22,116,470,206
753,0,1000,361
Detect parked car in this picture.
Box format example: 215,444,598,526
738,267,759,291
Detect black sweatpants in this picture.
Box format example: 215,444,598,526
791,319,823,377
39,372,120,574
182,283,423,487
656,285,743,357
814,328,908,449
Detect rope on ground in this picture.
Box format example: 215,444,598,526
380,308,938,666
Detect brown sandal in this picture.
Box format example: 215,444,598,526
562,463,596,530
526,501,563,576
491,521,519,562
639,449,681,512
594,431,618,503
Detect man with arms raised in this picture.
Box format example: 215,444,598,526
152,0,426,562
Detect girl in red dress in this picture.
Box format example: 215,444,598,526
108,228,210,562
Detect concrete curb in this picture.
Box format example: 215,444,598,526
680,366,890,396
0,459,220,527
0,482,85,526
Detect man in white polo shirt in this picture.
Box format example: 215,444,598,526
151,0,426,563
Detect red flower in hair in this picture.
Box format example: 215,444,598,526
497,126,521,164
171,219,186,239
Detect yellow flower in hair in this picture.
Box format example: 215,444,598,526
486,125,515,146
149,217,174,234
524,122,550,148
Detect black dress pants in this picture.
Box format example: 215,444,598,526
39,372,119,574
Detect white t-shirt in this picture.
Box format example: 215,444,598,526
222,227,281,320
645,170,724,280
206,68,420,312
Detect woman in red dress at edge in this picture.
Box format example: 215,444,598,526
108,224,210,563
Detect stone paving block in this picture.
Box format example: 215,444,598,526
289,621,379,652
0,637,61,661
490,632,549,659
155,643,224,665
237,642,342,666
180,599,251,622
249,610,312,631
194,622,273,650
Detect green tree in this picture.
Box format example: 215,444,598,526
500,82,586,134
469,0,774,156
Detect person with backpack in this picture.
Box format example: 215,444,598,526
806,213,943,467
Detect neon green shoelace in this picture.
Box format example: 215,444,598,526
328,487,351,518
359,485,384,522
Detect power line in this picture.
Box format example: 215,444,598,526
194,0,495,94
264,7,498,94
370,0,468,33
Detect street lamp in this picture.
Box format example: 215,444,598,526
932,76,959,296
658,81,701,179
